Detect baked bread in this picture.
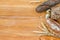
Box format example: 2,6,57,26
51,4,60,24
46,4,60,38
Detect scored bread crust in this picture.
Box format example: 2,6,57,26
46,4,60,38
51,4,60,23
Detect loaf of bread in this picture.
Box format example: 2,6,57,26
51,4,60,24
36,0,60,12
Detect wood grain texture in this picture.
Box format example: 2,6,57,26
0,0,60,40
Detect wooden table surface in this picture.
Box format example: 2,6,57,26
0,0,60,40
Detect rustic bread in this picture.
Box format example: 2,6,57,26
51,4,60,23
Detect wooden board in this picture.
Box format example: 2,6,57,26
0,0,60,40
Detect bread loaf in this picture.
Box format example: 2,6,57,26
51,4,60,24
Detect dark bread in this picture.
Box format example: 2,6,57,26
36,0,60,12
